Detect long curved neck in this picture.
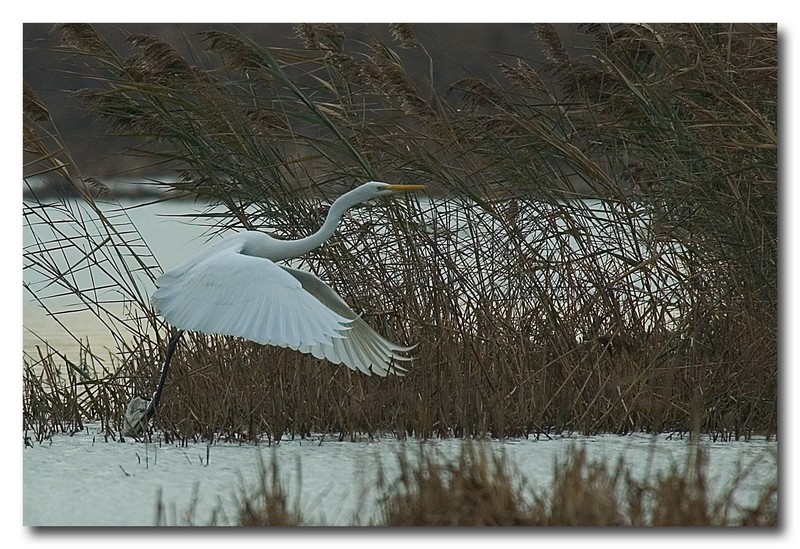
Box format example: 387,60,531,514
267,189,363,260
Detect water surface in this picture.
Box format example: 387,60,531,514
23,425,777,526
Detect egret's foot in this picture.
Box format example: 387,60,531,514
122,396,151,437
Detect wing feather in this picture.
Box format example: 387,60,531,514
151,233,412,376
152,236,350,349
280,266,412,376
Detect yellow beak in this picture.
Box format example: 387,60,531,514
387,184,426,192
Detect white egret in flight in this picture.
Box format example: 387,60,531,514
126,181,425,434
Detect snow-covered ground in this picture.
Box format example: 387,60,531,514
23,424,776,527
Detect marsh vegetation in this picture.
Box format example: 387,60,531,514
24,23,776,445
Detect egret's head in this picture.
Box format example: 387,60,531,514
358,181,426,199
335,181,425,211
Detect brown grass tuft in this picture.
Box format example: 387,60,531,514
237,456,304,526
380,443,531,526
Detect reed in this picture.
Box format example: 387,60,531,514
525,444,778,526
23,24,777,441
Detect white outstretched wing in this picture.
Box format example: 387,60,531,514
281,266,412,376
152,237,350,352
151,236,411,376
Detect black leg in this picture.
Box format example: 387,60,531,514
144,329,184,421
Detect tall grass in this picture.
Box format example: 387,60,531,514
23,24,777,441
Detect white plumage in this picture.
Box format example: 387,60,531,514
151,182,423,376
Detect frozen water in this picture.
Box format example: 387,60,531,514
23,424,777,526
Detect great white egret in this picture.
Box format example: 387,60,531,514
125,181,424,435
